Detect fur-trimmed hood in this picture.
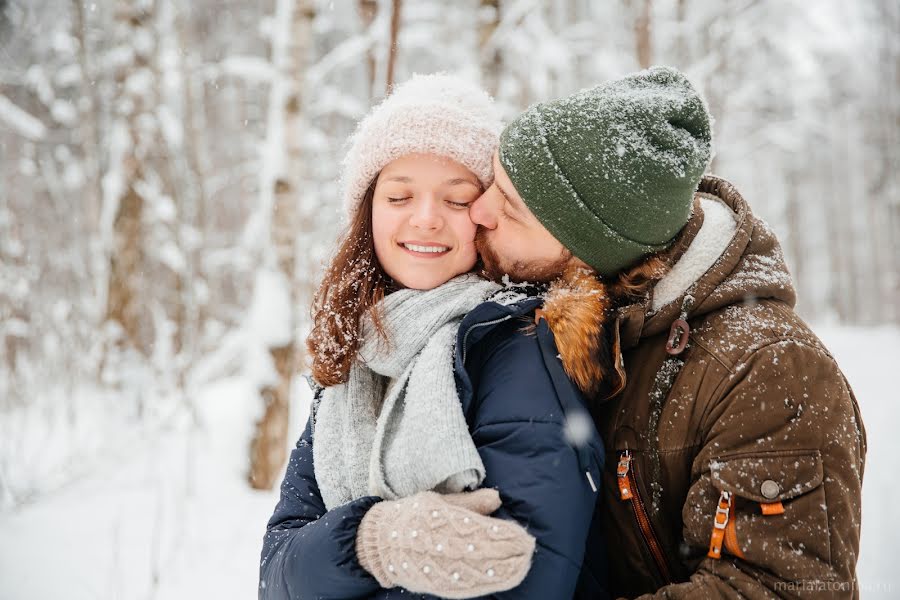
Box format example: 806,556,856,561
542,175,796,399
540,266,620,400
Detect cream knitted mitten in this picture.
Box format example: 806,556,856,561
356,489,536,598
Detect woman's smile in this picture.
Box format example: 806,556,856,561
398,240,452,257
372,153,481,289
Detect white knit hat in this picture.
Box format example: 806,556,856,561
341,73,502,217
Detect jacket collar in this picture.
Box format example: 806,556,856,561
639,175,796,341
541,175,797,395
456,291,543,365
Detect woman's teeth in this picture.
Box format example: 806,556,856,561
402,243,449,253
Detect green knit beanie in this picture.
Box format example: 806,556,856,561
498,66,712,277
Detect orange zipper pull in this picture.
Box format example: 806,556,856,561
707,490,731,559
617,451,633,500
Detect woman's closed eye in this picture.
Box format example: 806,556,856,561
387,196,412,203
445,199,474,209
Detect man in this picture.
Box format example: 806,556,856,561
470,66,866,598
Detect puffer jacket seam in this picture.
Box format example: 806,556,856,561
534,538,584,570
472,418,564,430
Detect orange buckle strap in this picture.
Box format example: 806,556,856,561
617,451,633,500
707,491,732,559
708,490,746,560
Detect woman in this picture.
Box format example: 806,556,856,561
259,74,606,599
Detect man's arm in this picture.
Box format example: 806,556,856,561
640,340,866,599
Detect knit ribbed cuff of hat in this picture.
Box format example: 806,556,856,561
356,501,393,587
499,117,671,277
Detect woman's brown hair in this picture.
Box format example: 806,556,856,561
307,184,391,387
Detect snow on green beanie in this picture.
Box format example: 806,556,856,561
498,66,712,277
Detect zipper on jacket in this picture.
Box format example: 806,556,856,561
617,450,674,584
460,315,513,364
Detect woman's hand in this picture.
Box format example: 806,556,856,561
356,488,535,599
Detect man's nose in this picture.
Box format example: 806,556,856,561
408,199,442,230
470,187,500,229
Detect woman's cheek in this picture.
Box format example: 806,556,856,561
456,214,479,269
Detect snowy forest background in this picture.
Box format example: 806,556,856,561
0,0,898,598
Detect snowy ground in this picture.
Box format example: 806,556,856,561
0,325,897,599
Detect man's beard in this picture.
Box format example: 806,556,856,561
475,227,572,284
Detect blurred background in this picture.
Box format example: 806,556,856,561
0,0,897,598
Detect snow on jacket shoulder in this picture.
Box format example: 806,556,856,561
258,293,607,600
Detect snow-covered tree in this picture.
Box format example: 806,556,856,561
0,0,895,504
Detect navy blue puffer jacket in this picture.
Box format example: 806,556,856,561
259,294,608,599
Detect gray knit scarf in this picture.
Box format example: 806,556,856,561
313,274,501,511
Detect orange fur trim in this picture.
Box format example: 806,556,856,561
541,266,611,399
541,253,673,400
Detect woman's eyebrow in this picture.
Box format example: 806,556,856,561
384,175,413,183
444,177,480,188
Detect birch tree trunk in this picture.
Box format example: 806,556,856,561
385,0,402,92
673,0,688,66
105,2,158,357
633,0,653,69
358,0,378,98
71,0,102,232
479,0,502,96
248,0,315,491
